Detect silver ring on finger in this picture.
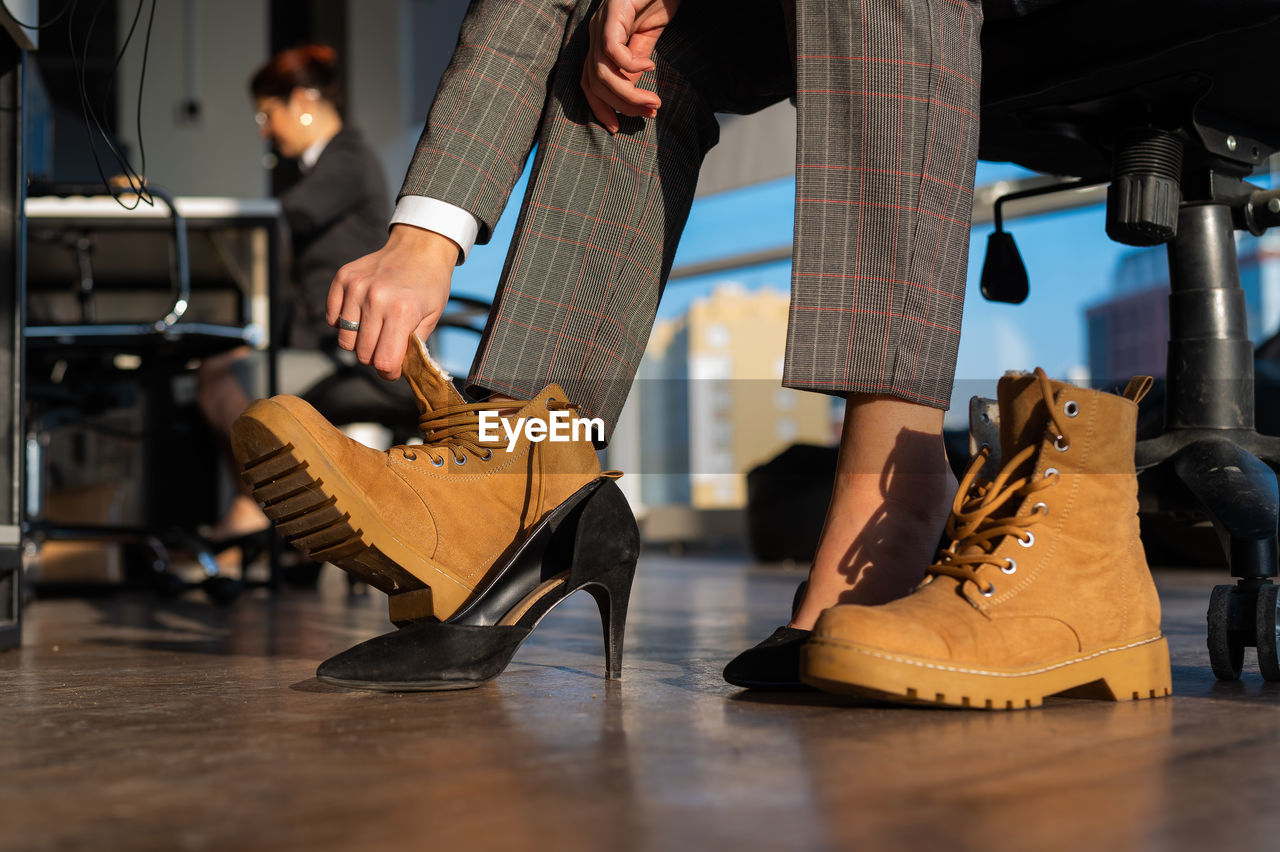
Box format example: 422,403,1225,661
337,317,361,332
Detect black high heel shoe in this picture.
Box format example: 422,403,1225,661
722,580,813,691
316,478,640,691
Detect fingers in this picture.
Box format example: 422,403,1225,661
581,57,659,133
587,58,658,115
352,310,384,371
330,257,407,372
601,14,654,74
323,230,456,381
329,258,369,351
338,288,415,382
369,302,427,381
582,1,660,133
370,307,441,382
581,74,620,133
324,269,347,327
370,331,406,382
586,24,660,115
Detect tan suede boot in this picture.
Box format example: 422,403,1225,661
801,368,1172,709
230,336,607,624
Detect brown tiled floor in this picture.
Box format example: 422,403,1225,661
3,557,1279,852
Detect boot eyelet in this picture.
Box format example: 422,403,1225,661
1033,502,1049,515
1043,467,1059,479
546,397,556,410
1018,531,1035,548
1054,435,1070,452
1001,558,1018,575
1064,400,1080,418
454,454,467,466
403,450,417,461
481,449,493,461
430,455,444,468
980,583,996,597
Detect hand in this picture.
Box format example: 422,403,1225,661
325,225,459,381
580,0,681,134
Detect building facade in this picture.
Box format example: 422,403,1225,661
609,284,836,512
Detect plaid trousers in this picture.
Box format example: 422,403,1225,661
401,0,983,436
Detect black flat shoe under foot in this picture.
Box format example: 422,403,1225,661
317,478,640,691
722,580,813,691
722,626,813,691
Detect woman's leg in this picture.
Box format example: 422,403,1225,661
467,0,794,436
790,393,955,629
784,0,983,622
196,346,270,539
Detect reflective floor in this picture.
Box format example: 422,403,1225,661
3,557,1279,852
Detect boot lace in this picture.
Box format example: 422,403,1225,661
397,399,582,465
928,368,1070,597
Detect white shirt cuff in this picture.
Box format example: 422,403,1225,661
391,197,481,264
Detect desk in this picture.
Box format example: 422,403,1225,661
24,195,281,361
20,195,284,600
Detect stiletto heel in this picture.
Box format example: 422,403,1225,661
586,577,630,680
568,475,639,680
316,479,641,691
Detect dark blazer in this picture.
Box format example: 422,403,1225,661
281,125,390,349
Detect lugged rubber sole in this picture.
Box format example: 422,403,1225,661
800,634,1172,710
232,398,472,621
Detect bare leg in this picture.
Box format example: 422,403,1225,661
197,347,254,435
789,395,956,631
196,346,269,539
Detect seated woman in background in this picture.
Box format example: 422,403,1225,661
197,44,390,544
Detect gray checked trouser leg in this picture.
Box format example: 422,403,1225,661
783,0,983,408
401,0,982,440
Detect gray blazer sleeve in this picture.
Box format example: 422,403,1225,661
398,0,576,245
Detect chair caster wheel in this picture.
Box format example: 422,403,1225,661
1256,584,1280,682
203,576,244,605
1208,584,1245,680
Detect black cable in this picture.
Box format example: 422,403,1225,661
113,0,157,207
83,0,142,199
133,0,157,196
93,0,152,204
67,0,155,209
69,0,128,205
100,0,146,138
12,0,163,210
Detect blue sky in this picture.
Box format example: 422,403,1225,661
443,158,1137,413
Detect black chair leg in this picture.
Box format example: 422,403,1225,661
1133,202,1280,681
1169,438,1278,579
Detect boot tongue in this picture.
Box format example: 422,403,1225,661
401,334,467,417
997,371,1051,465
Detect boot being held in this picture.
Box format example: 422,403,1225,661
801,368,1172,709
231,335,607,625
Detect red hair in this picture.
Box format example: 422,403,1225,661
250,44,342,109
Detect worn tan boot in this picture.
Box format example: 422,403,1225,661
230,336,607,624
801,368,1172,709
